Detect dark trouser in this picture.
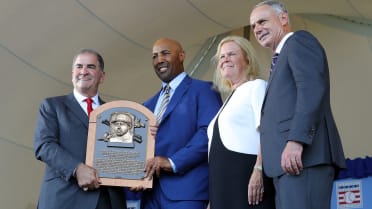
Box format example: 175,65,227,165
96,188,112,209
273,165,335,209
96,187,127,209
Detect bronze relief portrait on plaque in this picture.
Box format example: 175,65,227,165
86,100,155,188
100,112,145,148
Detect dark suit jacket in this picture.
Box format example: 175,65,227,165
143,75,222,200
260,30,346,177
34,93,126,209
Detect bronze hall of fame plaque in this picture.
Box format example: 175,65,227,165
86,100,155,188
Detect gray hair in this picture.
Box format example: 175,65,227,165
255,1,290,24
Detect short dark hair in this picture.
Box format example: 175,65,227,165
72,48,105,71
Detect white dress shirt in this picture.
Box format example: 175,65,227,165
73,89,100,115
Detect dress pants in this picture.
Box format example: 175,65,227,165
96,188,112,209
273,165,335,209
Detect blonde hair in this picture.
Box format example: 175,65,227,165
212,35,261,93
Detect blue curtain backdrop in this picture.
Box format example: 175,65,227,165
337,156,372,179
331,156,372,209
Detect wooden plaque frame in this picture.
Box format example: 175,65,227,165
86,100,155,188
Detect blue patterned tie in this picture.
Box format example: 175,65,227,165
270,53,279,75
156,84,170,123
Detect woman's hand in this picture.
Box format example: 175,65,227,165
248,166,264,205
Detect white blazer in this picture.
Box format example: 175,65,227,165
207,79,267,155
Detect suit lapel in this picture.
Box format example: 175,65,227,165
63,93,89,128
98,97,105,105
160,75,191,123
148,91,162,112
263,33,296,108
264,54,280,98
263,56,280,108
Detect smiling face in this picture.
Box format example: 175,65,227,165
218,41,248,88
250,4,290,51
72,52,105,97
152,38,185,83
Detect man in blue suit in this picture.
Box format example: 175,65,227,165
250,1,346,209
140,38,222,209
34,49,126,209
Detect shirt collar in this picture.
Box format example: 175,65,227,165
161,72,187,92
73,89,99,104
275,32,294,54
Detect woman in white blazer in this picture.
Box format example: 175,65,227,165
207,36,275,209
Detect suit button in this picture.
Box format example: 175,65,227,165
308,128,316,137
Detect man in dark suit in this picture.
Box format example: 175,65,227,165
34,49,126,209
140,38,222,209
250,1,346,209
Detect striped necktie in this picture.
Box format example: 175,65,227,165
156,84,170,123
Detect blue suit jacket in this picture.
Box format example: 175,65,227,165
34,93,126,209
144,75,222,200
260,30,346,177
